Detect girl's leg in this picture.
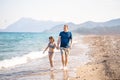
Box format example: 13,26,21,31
49,53,54,68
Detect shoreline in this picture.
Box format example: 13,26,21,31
1,35,119,80
0,35,90,80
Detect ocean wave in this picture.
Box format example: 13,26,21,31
0,51,48,70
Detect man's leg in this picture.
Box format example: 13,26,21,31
60,49,65,68
61,53,65,67
65,48,70,69
65,53,68,67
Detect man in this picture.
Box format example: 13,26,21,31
57,24,72,70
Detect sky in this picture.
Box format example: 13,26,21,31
0,0,120,28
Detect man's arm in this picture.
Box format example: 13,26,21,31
57,36,61,49
70,32,72,49
70,39,72,49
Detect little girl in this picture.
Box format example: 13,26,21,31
43,36,56,70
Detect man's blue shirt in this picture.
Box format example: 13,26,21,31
59,31,72,48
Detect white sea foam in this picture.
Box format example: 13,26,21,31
74,36,89,49
0,51,48,70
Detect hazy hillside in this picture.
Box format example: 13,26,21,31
75,18,120,34
44,22,79,33
47,18,120,34
0,18,120,34
75,26,120,35
0,18,64,32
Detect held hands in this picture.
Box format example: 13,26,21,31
56,45,60,50
70,45,72,49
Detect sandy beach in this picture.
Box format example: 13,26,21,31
71,35,120,80
0,35,120,80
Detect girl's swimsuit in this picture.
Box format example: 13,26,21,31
48,43,55,49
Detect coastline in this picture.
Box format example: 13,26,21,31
1,35,119,80
0,35,90,80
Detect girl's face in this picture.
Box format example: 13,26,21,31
49,39,53,43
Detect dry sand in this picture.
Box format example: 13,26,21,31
70,35,120,80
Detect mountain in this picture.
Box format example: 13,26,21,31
44,22,79,33
75,18,120,34
45,18,120,34
0,18,64,32
103,18,120,26
77,18,120,28
0,18,120,34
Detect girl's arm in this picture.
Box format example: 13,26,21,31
53,43,57,49
43,44,49,53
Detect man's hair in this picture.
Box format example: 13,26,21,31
64,24,68,28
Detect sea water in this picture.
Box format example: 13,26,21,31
0,32,58,69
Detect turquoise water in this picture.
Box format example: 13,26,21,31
0,32,58,61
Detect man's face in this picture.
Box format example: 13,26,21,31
64,25,68,32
